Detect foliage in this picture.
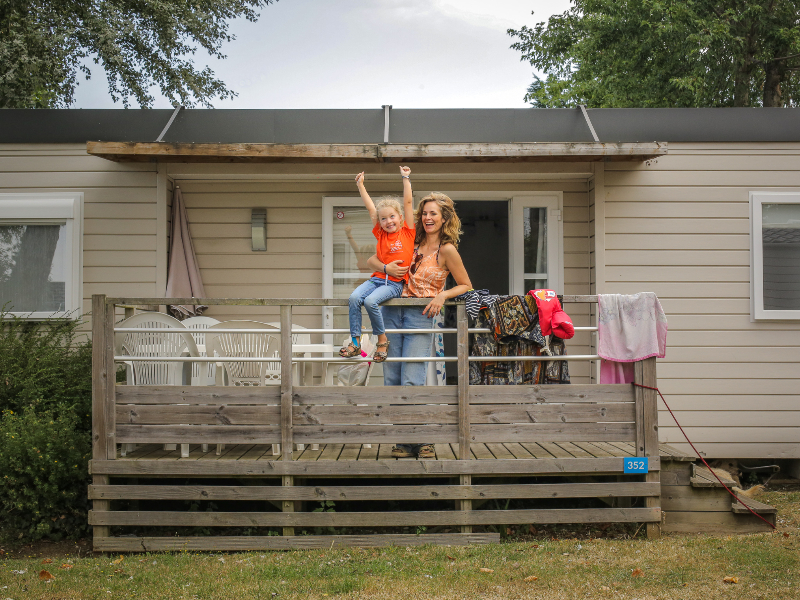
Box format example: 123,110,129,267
0,408,91,541
0,309,92,430
0,0,276,108
0,310,93,541
509,0,800,108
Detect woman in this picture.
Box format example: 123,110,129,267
367,192,472,458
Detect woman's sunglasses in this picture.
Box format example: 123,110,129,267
410,252,423,275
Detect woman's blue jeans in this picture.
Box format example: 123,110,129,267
381,304,434,386
348,276,403,339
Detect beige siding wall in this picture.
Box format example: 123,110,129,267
603,143,800,459
0,144,162,327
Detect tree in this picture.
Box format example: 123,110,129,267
508,1,800,108
0,0,276,108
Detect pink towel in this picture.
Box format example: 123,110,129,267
598,293,668,383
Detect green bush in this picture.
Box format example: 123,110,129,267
0,309,93,542
0,310,92,430
0,409,91,541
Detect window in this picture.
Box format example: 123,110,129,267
751,192,800,320
0,193,83,319
511,194,562,295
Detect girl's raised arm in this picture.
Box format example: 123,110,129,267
400,166,414,225
355,172,378,225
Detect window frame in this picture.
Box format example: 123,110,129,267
750,191,800,320
0,193,84,319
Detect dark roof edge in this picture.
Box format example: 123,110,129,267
1,108,799,144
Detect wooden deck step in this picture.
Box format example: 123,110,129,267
732,497,777,515
690,465,737,487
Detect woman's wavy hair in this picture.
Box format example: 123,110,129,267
374,197,404,225
414,192,462,248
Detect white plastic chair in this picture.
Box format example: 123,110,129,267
115,312,200,458
205,320,282,455
182,316,221,453
182,316,221,387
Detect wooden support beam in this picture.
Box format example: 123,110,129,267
91,295,110,550
457,304,472,534
280,304,294,536
89,481,662,501
635,357,662,539
87,141,667,163
93,533,500,552
90,456,660,476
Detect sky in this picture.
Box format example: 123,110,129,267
72,0,572,109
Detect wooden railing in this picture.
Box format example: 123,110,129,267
90,295,662,546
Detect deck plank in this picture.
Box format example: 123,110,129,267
377,444,395,460
90,507,661,527
358,444,379,461
485,443,515,460
591,442,627,457
471,443,494,460
94,533,500,551
573,442,613,458
537,442,573,459
556,442,594,458
436,443,456,460
339,444,361,461
504,443,534,459
520,443,556,458
319,443,344,461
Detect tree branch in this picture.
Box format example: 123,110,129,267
770,52,800,63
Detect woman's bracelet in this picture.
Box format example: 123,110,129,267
383,264,387,273
401,175,410,179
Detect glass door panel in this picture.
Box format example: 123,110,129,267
511,195,561,296
523,206,548,293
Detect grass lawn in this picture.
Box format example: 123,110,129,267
1,485,798,600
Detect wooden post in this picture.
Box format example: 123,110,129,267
280,304,295,536
457,303,472,533
104,299,117,460
91,295,110,549
635,357,661,539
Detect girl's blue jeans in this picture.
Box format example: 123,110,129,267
348,276,403,339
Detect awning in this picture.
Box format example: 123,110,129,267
87,141,667,163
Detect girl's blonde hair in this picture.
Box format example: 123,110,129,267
414,192,462,248
374,197,404,224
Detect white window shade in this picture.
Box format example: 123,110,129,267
751,192,800,320
0,194,83,319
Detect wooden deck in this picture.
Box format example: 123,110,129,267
87,294,772,551
113,440,684,464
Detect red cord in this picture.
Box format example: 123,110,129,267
632,382,776,530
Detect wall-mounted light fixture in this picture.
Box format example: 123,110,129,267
251,208,267,251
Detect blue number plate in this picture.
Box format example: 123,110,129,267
624,457,649,473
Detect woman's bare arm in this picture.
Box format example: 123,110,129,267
366,254,409,278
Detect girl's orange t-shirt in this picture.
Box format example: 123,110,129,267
371,222,416,282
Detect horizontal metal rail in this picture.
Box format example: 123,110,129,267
115,327,598,334
108,295,600,306
115,354,598,363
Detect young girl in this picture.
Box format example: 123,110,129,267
339,166,416,362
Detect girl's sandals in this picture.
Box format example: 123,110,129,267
417,444,435,459
339,342,361,358
373,340,390,363
391,445,415,458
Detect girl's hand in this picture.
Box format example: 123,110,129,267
344,225,352,234
400,166,411,177
385,259,409,278
423,292,447,317
355,172,365,186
